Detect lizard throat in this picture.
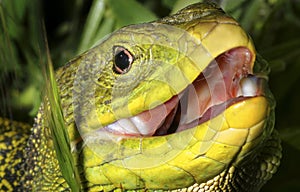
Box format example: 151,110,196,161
101,47,266,137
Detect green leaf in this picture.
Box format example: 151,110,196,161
106,0,157,28
43,38,81,191
163,0,176,9
78,0,105,53
171,0,202,14
92,11,115,47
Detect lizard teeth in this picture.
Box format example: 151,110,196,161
239,76,259,97
103,95,179,136
106,119,139,136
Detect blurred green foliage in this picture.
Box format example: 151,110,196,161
0,0,299,191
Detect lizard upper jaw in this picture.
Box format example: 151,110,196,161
102,47,265,137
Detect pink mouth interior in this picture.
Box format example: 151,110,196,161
103,47,264,137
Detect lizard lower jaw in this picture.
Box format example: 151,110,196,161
102,47,265,137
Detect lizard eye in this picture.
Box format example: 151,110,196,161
113,46,134,74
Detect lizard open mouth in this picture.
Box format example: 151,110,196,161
101,47,265,137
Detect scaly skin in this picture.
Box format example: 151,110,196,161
0,3,281,191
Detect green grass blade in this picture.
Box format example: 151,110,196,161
42,33,81,191
77,0,105,53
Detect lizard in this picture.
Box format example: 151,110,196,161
0,2,281,191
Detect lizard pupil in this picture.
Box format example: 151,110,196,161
113,47,134,74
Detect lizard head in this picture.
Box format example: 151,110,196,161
57,2,276,191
